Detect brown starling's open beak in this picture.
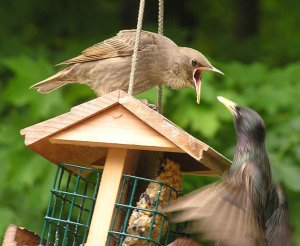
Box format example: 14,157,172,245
193,69,202,104
202,66,224,75
217,96,237,116
193,66,224,105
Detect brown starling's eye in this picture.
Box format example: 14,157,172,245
191,59,198,67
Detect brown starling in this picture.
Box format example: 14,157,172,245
163,96,292,246
30,30,223,104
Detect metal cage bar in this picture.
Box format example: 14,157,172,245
40,164,187,246
40,163,102,246
107,174,182,246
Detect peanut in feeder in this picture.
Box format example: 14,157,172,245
122,159,182,246
5,90,231,246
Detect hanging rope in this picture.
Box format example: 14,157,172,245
128,0,165,114
128,0,146,95
157,0,164,113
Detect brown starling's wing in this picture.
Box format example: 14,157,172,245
163,164,265,245
265,186,292,246
58,30,161,65
58,31,133,65
167,237,202,246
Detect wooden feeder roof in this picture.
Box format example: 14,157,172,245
21,90,231,176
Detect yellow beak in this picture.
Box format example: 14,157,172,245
217,96,237,116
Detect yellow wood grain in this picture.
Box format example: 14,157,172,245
86,148,139,246
50,105,182,153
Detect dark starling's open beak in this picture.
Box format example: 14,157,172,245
217,96,237,116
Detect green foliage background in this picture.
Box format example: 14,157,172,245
1,0,300,244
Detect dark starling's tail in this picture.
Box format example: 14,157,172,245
30,68,73,93
266,185,292,246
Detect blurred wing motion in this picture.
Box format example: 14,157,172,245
164,165,265,245
167,237,202,246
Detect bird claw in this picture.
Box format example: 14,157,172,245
147,104,158,111
139,99,158,111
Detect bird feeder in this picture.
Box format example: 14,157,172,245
4,90,230,246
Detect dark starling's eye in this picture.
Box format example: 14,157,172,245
235,106,241,116
191,59,198,67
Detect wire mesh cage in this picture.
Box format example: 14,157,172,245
40,163,185,246
40,163,102,246
107,175,181,246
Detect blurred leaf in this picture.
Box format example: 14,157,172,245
274,163,300,192
193,107,220,138
0,207,18,235
2,56,54,106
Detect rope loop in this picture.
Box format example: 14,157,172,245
128,0,164,114
157,0,164,113
128,0,146,95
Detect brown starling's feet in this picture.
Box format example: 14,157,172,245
139,99,158,111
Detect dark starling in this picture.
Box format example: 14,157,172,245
164,96,292,246
30,30,223,104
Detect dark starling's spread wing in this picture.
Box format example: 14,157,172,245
265,186,292,246
163,163,265,246
58,30,161,65
167,237,202,246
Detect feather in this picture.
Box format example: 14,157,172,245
58,30,173,65
167,237,202,246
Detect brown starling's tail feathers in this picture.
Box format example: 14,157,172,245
167,238,202,246
30,70,72,93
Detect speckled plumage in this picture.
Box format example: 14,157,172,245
30,30,222,102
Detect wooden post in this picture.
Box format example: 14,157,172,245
86,148,139,246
